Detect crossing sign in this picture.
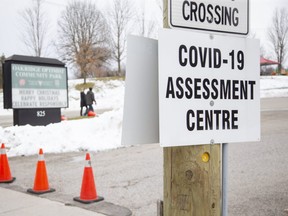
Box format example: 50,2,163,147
169,0,249,35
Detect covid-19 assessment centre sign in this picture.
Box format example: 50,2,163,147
158,28,260,147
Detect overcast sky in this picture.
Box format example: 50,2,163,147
0,0,287,67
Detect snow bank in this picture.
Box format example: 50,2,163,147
260,76,288,98
0,108,123,156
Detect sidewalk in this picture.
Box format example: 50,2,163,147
0,187,105,216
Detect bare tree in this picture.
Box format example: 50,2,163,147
109,0,134,75
57,1,110,83
156,0,163,24
268,8,288,73
85,46,111,77
20,0,49,57
137,7,157,38
156,0,163,12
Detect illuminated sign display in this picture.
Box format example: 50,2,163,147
11,64,68,108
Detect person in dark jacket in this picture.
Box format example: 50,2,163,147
80,90,87,116
86,87,96,112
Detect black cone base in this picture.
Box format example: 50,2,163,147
0,177,16,184
27,188,55,195
73,196,104,204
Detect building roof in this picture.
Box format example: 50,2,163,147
260,57,279,66
5,55,65,66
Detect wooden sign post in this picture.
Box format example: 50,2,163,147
162,1,222,215
163,145,221,216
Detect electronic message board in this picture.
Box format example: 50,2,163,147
10,64,68,109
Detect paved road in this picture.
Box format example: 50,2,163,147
1,97,288,216
0,115,12,128
228,97,288,216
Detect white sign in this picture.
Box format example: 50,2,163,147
159,28,260,147
122,35,159,146
11,64,68,109
169,0,249,35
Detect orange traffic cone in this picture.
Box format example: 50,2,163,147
0,143,16,183
61,115,67,121
27,148,55,194
87,111,96,117
73,153,104,204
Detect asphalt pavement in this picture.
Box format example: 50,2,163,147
0,187,105,216
1,97,288,216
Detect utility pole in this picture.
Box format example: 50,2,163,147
162,1,222,215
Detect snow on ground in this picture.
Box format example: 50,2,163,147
260,76,288,98
0,76,288,157
0,78,125,157
66,78,125,111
